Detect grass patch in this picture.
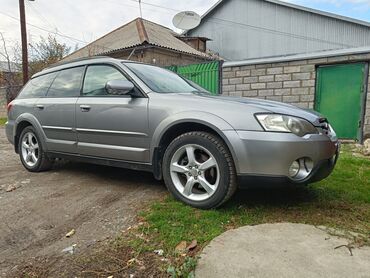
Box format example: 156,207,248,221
0,117,7,126
14,148,370,277
116,148,367,276
142,149,369,253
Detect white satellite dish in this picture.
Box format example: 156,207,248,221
172,11,201,31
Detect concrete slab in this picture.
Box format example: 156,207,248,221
195,223,370,278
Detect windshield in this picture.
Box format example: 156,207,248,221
124,62,208,94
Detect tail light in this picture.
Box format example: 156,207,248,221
7,100,14,114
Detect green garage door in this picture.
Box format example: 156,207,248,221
315,63,365,140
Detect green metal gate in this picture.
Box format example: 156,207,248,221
166,61,221,95
315,63,366,140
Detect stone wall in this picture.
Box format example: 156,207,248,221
222,52,370,140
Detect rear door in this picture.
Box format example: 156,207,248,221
35,66,85,153
315,63,366,140
76,64,150,162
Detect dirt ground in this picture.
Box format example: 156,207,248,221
0,127,166,276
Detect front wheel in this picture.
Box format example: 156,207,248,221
18,126,53,172
163,132,237,209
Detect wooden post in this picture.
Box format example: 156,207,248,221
19,0,29,85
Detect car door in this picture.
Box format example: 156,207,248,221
76,64,150,162
35,66,85,153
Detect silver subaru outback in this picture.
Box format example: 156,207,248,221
5,57,339,209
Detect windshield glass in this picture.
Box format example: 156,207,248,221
125,62,208,94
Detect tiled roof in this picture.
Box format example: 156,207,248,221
63,18,210,61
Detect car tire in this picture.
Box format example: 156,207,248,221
18,126,53,172
163,131,237,209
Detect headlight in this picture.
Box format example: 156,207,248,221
256,114,318,137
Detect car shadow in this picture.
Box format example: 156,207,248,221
228,183,318,208
51,160,164,188
51,160,317,207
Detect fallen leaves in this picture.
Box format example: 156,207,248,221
175,239,198,255
65,229,75,238
6,184,17,192
62,244,77,254
154,249,164,256
175,241,187,253
186,240,197,251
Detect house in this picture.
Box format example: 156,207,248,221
187,0,370,142
63,18,214,67
187,0,370,61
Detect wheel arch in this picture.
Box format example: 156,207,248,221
13,113,46,153
151,115,238,180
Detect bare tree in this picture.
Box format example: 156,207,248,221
0,33,72,103
29,34,71,75
0,32,22,103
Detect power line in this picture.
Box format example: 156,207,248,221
26,1,58,33
0,10,121,54
105,0,175,15
4,0,351,58
0,11,87,44
104,0,355,47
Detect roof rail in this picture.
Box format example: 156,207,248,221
45,55,113,70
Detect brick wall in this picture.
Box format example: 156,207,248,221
222,53,370,139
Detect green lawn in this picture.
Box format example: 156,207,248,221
0,117,7,126
141,147,370,254
20,146,370,277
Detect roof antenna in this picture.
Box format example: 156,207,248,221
138,0,143,18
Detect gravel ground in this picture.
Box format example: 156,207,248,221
0,127,166,276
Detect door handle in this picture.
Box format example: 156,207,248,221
35,104,44,110
80,105,91,112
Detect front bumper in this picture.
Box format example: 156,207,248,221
224,130,339,185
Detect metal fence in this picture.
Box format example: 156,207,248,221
166,60,222,95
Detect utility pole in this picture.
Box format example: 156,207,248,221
19,0,29,84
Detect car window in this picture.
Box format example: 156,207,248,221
125,63,207,94
17,72,57,99
83,65,127,96
47,67,84,97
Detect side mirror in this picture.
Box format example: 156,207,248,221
106,80,134,95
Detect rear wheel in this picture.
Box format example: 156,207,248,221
19,126,53,172
163,132,237,209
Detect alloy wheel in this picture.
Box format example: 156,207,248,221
169,144,220,201
21,132,39,167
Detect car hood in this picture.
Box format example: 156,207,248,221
151,92,326,131
193,93,324,126
178,93,324,126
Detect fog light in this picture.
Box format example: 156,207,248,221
289,160,300,177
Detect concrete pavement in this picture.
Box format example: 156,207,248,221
195,223,370,278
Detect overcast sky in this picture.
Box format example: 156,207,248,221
1,0,370,56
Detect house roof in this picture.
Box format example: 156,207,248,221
63,18,210,61
223,46,370,67
195,0,370,30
